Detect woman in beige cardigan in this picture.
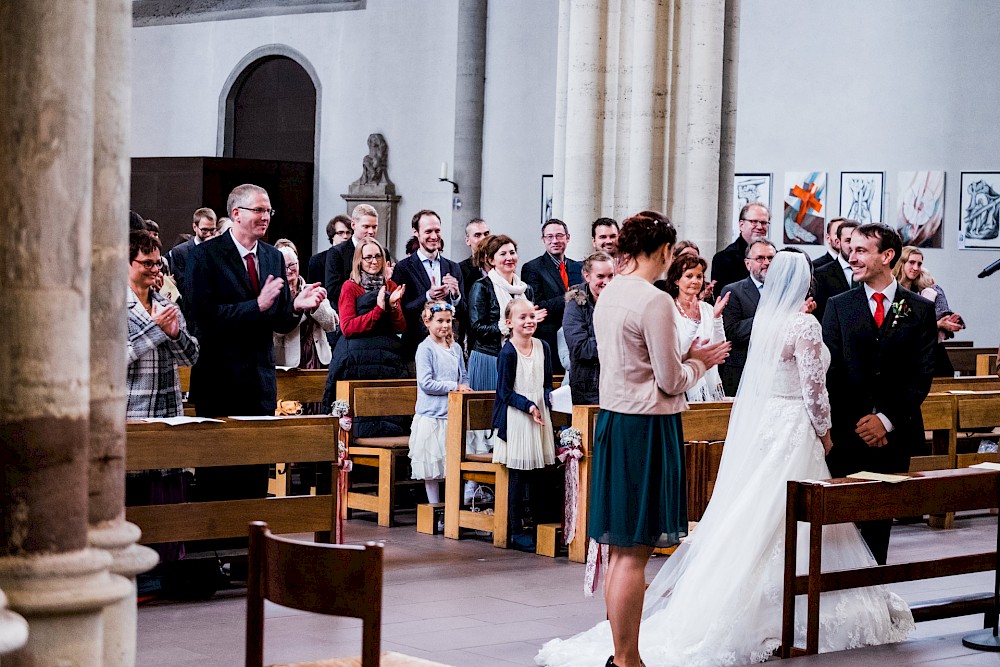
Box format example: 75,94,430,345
539,212,729,667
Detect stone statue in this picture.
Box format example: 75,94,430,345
351,133,394,194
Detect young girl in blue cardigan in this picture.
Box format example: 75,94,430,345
492,298,556,550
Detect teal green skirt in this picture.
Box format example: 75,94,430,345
587,410,687,548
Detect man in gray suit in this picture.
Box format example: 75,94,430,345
719,239,776,396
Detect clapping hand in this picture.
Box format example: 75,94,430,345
534,306,548,324
257,275,284,311
855,414,888,448
800,297,817,314
293,282,327,312
529,405,545,426
428,276,449,300
712,292,730,318
376,286,387,311
937,313,962,333
442,273,460,297
388,283,406,308
152,302,181,339
688,337,730,369
700,280,717,302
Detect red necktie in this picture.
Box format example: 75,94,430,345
872,292,885,327
246,254,260,294
559,261,569,290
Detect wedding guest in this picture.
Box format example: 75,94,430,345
591,217,619,255
273,244,339,369
893,246,964,376
562,251,614,405
587,211,728,667
307,214,352,284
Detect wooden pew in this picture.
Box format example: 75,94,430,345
931,375,1000,393
781,468,1000,657
948,346,998,376
125,417,338,544
335,379,418,527
977,353,999,376
443,391,511,547
955,391,1000,469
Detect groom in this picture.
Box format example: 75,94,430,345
822,223,937,565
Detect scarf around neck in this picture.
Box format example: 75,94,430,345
488,268,527,335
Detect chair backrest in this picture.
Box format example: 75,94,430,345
246,521,384,667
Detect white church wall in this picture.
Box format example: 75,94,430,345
479,0,560,262
131,0,460,259
735,0,1000,348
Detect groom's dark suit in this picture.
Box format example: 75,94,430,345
822,283,936,564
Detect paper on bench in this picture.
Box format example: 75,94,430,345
970,462,1000,471
141,416,224,426
846,471,910,483
550,384,573,414
227,415,284,421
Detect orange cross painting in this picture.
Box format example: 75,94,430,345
783,171,827,244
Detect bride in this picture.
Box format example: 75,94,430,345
537,250,913,667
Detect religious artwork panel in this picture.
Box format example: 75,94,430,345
959,172,1000,249
540,174,553,226
893,171,944,248
732,173,772,239
839,172,884,224
782,171,827,245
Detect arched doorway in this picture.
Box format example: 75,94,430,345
221,52,318,259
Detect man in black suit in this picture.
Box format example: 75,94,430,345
812,219,859,322
521,219,582,375
307,214,352,284
168,207,218,293
324,204,380,311
813,217,845,270
719,239,776,396
711,202,770,294
823,223,937,564
457,218,489,350
186,184,327,499
391,209,464,362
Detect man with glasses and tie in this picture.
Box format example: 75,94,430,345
391,209,465,365
718,239,776,396
522,218,582,375
186,183,326,503
711,202,771,295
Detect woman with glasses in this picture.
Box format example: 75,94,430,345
273,242,339,370
324,240,408,433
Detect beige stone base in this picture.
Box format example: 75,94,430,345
0,548,131,667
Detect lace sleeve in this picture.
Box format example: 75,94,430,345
790,314,831,436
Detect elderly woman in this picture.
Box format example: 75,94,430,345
660,253,729,402
562,251,614,405
126,229,200,576
272,242,339,369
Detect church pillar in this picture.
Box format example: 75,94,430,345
450,0,488,258
714,0,741,248
0,1,131,665
87,0,159,665
552,0,737,258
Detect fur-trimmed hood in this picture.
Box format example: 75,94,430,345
565,283,592,306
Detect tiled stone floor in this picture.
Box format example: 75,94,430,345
137,511,999,666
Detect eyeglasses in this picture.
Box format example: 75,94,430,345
237,206,276,217
740,218,770,227
749,255,775,263
285,262,299,270
131,259,162,271
361,255,383,262
543,233,568,241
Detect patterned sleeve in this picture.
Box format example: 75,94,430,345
127,307,169,365
791,314,831,436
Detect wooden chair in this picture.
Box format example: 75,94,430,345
336,379,419,527
443,391,510,547
976,353,999,376
956,391,1000,468
947,346,998,376
246,522,448,667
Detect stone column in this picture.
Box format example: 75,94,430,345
87,0,159,665
450,0,487,259
0,1,131,665
714,0,741,248
552,0,737,259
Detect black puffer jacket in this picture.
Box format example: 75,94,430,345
468,276,534,357
562,283,600,405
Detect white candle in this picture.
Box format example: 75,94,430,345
440,162,448,180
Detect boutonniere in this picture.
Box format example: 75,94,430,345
890,300,911,327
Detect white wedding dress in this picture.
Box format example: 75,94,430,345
536,310,913,667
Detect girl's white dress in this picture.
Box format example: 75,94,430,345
536,314,913,666
492,338,556,471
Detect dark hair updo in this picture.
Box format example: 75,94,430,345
617,210,677,263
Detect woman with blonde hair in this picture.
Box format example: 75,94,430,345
893,246,964,375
